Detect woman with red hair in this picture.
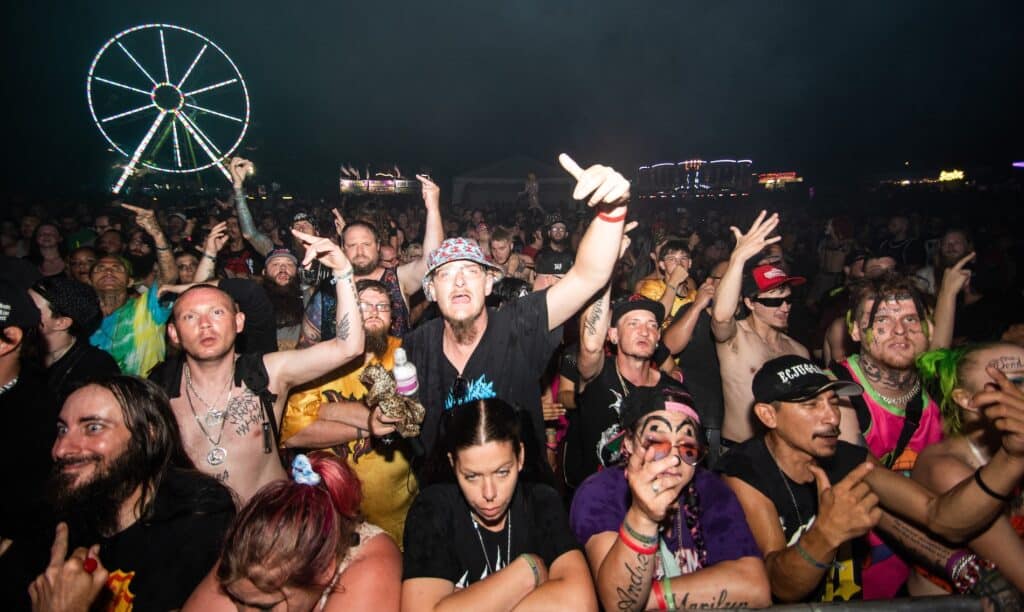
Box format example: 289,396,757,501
184,452,401,611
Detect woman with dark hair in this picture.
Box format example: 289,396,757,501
402,398,596,612
570,387,770,610
26,221,67,277
185,452,401,611
909,343,1024,595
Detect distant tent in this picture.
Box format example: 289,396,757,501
452,155,573,209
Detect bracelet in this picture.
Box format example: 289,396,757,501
203,252,217,262
974,467,1014,502
622,519,658,546
155,245,171,252
949,551,984,593
651,578,668,610
597,211,627,223
794,540,840,571
333,269,354,281
519,553,541,588
545,442,559,451
618,526,658,555
661,578,676,611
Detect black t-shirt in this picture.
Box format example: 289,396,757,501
404,289,561,454
220,278,278,355
715,437,869,602
402,481,579,587
672,305,724,430
47,339,120,400
561,354,688,489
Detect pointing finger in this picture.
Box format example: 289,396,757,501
48,523,68,569
837,461,875,491
954,252,976,270
558,153,584,180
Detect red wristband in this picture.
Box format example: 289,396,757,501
618,526,658,555
597,211,627,223
651,578,668,610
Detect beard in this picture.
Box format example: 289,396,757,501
48,441,148,538
264,275,304,327
125,252,156,279
365,327,390,358
352,258,379,276
549,236,571,250
449,316,480,344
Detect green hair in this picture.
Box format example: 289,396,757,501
916,348,967,435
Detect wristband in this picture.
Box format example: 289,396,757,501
597,211,627,223
974,467,1013,502
519,554,541,588
333,269,354,281
155,245,171,252
622,519,658,546
661,578,676,611
651,578,668,611
618,526,658,555
203,252,217,262
794,540,840,571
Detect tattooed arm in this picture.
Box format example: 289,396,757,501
577,283,611,389
228,157,274,256
266,231,364,391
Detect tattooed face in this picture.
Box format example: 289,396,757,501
625,410,703,470
855,297,928,369
965,345,1024,393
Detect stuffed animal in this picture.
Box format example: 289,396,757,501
360,364,426,438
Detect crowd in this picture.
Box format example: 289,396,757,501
1,152,1024,612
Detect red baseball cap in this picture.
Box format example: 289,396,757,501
744,264,806,296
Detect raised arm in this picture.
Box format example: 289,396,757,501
711,211,780,342
930,252,974,349
663,279,715,354
546,154,631,330
122,203,177,285
228,157,274,256
195,222,228,283
577,284,611,388
265,230,364,391
398,175,443,296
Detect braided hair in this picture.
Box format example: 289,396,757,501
680,481,708,570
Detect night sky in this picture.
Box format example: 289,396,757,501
4,1,1023,196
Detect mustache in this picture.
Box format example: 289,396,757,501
54,454,102,470
812,427,841,438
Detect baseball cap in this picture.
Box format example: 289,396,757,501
545,214,567,230
423,238,504,296
291,211,314,226
611,294,665,327
265,248,298,267
0,280,41,332
534,250,574,275
752,355,863,404
30,277,103,336
742,264,806,297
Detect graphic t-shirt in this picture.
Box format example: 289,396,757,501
715,437,870,602
90,283,172,376
403,289,561,455
570,466,761,578
402,481,579,587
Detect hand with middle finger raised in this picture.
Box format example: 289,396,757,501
291,228,352,273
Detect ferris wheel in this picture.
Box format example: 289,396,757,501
86,24,250,193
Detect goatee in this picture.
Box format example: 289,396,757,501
365,328,390,358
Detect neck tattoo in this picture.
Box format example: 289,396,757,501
184,361,236,466
471,511,511,575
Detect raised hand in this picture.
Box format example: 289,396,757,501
694,276,717,308
808,462,881,548
626,443,694,523
203,221,229,257
229,156,254,189
970,367,1024,457
120,203,162,239
331,208,346,238
939,252,976,297
29,523,108,612
416,174,440,210
292,228,352,273
618,221,639,258
728,210,781,265
558,154,630,208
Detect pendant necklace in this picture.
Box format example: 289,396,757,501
184,362,235,466
471,511,512,575
185,361,235,427
764,442,806,528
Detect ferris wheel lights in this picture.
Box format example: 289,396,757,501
93,76,150,96
113,110,167,194
101,103,153,123
117,41,158,86
159,29,170,82
177,44,208,89
184,78,239,97
185,103,243,123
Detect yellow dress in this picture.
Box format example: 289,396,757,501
282,336,418,549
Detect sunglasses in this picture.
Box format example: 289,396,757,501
751,296,792,308
647,439,705,467
450,375,468,404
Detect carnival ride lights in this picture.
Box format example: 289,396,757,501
87,24,251,194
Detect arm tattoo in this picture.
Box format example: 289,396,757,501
337,313,351,341
676,589,746,608
616,552,650,611
881,513,952,570
234,187,274,255
584,297,604,338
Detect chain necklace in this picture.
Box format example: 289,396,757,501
0,376,19,396
184,362,235,466
471,511,512,575
185,361,235,427
876,378,921,407
764,441,806,528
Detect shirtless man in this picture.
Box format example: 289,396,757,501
151,229,364,505
712,211,809,445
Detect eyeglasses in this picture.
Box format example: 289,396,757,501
358,302,391,313
751,296,792,308
644,438,706,467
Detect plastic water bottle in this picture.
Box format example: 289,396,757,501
393,348,418,398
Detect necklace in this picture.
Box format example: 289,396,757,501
185,361,235,427
184,362,235,466
0,376,18,396
765,441,806,527
876,378,921,407
471,511,512,575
